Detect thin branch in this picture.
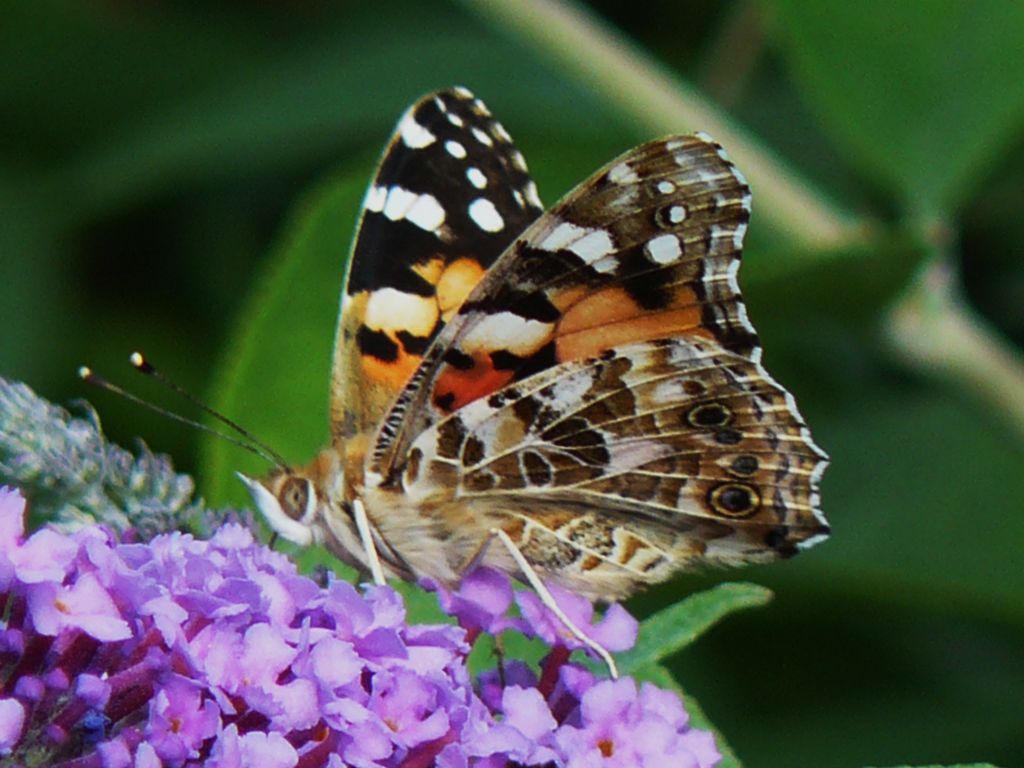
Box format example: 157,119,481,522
886,257,1024,438
460,0,869,249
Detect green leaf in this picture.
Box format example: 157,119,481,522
743,232,926,328
198,167,363,503
618,583,772,676
865,765,1001,768
769,0,1024,214
635,663,744,768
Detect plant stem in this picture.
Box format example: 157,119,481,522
887,257,1024,438
460,0,868,250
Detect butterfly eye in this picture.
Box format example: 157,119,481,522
708,482,761,518
279,477,311,521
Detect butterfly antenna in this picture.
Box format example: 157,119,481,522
128,352,290,469
78,356,288,470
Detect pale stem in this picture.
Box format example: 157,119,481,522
460,0,868,250
886,258,1024,438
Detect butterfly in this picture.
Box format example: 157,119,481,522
240,87,829,671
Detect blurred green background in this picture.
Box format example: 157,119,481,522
3,1,1022,766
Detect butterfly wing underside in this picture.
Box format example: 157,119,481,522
372,134,829,598
331,88,543,448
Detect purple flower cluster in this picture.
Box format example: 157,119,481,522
0,486,720,767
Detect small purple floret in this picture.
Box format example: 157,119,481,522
0,485,720,767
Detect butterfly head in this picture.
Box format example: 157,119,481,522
237,468,321,547
237,450,394,579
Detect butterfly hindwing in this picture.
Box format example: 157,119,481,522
397,336,828,599
372,134,759,474
331,88,543,444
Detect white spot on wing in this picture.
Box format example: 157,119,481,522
797,530,830,550
466,167,487,189
734,302,757,335
493,122,512,142
448,113,464,128
733,222,748,249
365,288,437,336
539,220,586,252
383,187,418,221
696,168,727,184
567,229,615,261
524,181,542,209
547,374,593,408
445,140,467,159
810,455,829,487
469,198,504,232
364,185,386,213
668,206,686,224
608,439,673,469
405,193,446,232
462,312,552,356
382,187,445,232
608,162,639,183
399,112,435,149
706,224,727,254
471,127,493,147
725,258,741,293
657,180,676,194
645,234,681,265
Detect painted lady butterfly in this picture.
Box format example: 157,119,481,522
241,88,829,669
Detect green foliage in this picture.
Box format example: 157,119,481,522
200,170,364,501
618,583,772,676
770,0,1024,214
3,1,1022,766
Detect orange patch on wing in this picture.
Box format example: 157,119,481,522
411,256,445,286
432,354,514,412
554,285,708,361
549,284,587,312
437,258,486,319
362,348,423,390
556,286,641,336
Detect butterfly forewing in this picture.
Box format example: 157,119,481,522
332,87,543,443
373,134,759,475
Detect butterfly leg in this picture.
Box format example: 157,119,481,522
491,528,619,679
352,498,387,586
